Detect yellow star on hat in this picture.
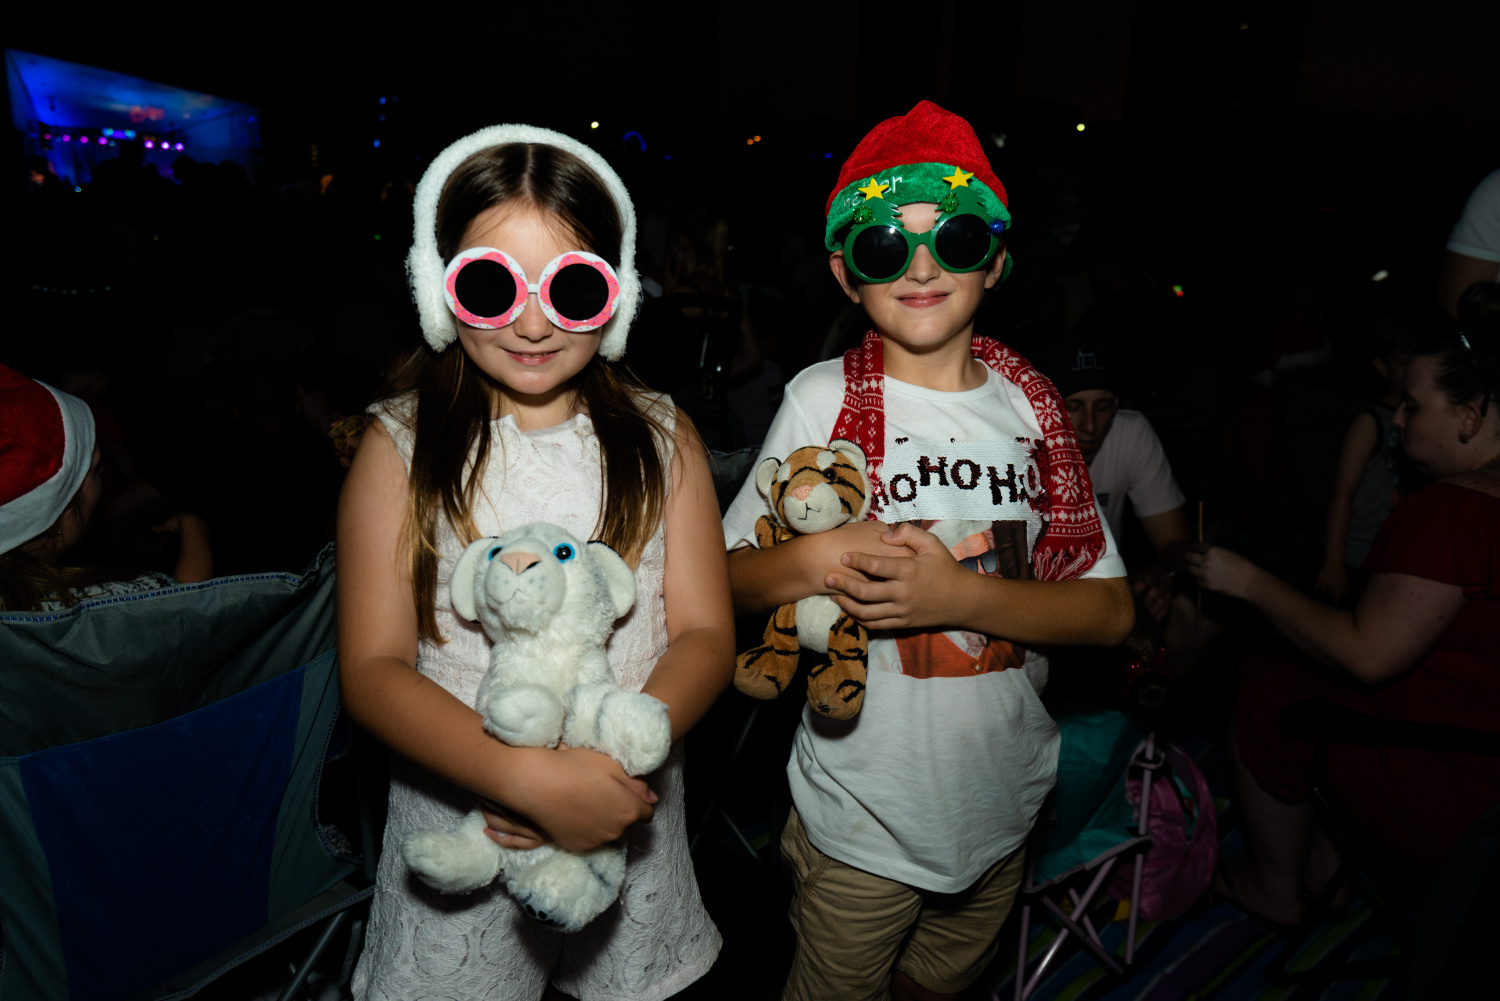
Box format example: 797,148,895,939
942,167,974,189
858,179,890,200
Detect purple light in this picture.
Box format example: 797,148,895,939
174,142,184,151
98,137,107,145
144,140,154,149
61,135,70,142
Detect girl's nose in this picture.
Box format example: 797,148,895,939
513,293,553,341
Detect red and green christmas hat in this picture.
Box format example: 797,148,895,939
824,100,1012,272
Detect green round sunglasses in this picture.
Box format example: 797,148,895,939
841,185,1007,284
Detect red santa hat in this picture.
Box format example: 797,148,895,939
824,100,1011,253
0,364,97,553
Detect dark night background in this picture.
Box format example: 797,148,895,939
5,3,1499,998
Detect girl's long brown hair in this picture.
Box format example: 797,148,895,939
378,143,669,642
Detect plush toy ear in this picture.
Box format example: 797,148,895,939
828,438,867,474
754,456,782,500
828,439,871,521
451,538,499,622
586,541,637,619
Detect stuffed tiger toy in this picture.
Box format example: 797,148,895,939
734,439,871,720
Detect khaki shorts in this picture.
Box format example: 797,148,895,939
780,807,1025,1001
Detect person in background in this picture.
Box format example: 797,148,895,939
1039,338,1191,628
1439,168,1500,318
0,364,211,611
1313,314,1425,604
1188,319,1500,926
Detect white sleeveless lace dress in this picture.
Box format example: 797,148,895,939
353,399,721,1001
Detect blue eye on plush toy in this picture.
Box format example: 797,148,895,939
553,544,574,561
488,547,503,561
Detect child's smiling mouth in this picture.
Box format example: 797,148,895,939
896,291,950,308
506,349,561,365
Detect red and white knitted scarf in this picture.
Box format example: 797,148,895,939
830,330,1105,581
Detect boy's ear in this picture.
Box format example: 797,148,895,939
984,247,1009,290
829,251,862,303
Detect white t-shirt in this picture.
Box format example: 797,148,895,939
1086,409,1186,540
1447,168,1500,267
723,359,1126,892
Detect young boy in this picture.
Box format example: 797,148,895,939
722,102,1134,1001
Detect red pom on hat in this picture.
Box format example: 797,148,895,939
825,100,1008,215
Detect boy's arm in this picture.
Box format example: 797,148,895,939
828,522,1134,645
727,519,904,616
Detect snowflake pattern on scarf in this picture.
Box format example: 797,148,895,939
831,331,1104,581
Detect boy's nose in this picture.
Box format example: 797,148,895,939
906,243,941,281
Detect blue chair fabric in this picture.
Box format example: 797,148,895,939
0,547,368,1001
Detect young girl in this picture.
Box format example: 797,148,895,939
338,125,732,1001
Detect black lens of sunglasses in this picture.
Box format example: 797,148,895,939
548,262,610,321
850,225,911,281
455,258,518,319
933,214,994,270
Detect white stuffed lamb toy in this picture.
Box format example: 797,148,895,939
400,522,671,932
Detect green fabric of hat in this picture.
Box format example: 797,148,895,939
825,160,1011,253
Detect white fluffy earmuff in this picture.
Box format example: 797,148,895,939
407,124,641,361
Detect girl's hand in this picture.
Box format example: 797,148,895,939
506,745,658,853
481,798,551,850
825,522,963,630
1184,544,1261,601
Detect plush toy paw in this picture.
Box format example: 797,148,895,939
735,603,801,699
505,843,627,933
402,810,502,894
482,683,567,748
564,684,671,776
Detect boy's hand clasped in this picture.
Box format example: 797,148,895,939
826,522,966,631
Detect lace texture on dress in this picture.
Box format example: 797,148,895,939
353,397,720,1001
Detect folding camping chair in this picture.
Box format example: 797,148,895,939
0,546,375,1001
1013,708,1159,1001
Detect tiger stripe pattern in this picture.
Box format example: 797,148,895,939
733,440,872,720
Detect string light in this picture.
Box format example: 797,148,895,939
1171,285,1185,297
590,121,599,129
1076,123,1086,132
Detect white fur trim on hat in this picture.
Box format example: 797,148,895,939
407,124,641,362
0,382,96,554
